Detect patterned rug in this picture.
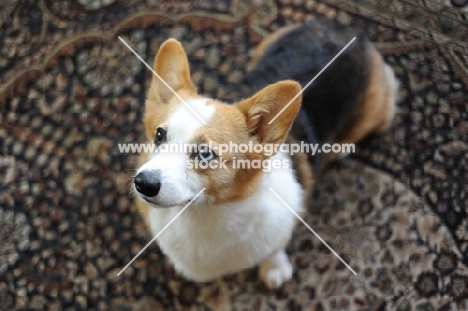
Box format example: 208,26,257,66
1,0,467,310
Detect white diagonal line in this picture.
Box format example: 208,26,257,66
118,36,207,124
117,188,206,276
268,37,356,124
269,188,357,275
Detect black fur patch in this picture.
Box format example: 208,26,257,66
222,18,372,167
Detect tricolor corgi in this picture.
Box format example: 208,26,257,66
132,18,397,289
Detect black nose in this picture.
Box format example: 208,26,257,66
134,170,161,197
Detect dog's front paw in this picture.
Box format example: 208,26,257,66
259,250,293,289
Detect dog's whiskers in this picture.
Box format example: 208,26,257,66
122,169,138,173
129,187,136,199
125,175,136,185
194,204,201,215
126,174,137,198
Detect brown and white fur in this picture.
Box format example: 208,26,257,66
133,19,397,289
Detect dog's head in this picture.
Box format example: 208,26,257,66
134,39,302,207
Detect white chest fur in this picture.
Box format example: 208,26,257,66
147,152,303,281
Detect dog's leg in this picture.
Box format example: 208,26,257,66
259,249,293,289
338,46,397,145
319,46,397,172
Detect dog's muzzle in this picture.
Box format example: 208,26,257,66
134,170,161,197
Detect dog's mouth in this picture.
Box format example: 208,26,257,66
139,196,159,207
138,194,198,208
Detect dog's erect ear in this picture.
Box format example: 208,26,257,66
149,39,195,103
236,80,302,145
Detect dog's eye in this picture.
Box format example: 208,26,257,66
197,145,215,161
154,127,166,145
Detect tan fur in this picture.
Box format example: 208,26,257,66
189,100,263,204
236,81,302,145
318,46,396,172
138,40,200,223
248,24,301,72
139,39,303,209
144,40,200,141
288,135,314,213
149,39,196,103
248,24,314,216
340,46,396,144
191,81,303,205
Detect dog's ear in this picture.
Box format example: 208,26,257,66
149,39,195,103
236,80,302,145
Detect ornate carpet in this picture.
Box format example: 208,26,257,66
1,0,467,310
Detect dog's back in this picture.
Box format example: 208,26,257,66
224,18,397,168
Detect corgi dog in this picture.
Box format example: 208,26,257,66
133,18,397,289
